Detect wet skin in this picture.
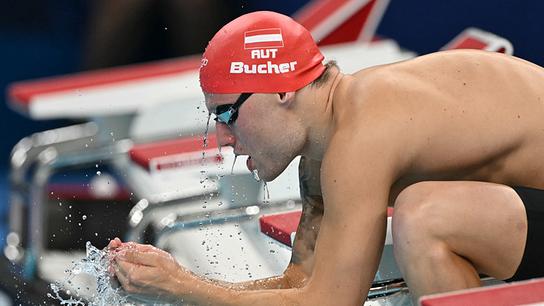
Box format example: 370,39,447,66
110,50,544,305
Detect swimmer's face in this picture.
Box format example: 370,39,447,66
205,92,304,181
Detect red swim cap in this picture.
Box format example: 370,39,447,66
200,11,325,94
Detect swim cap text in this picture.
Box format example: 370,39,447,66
251,49,278,59
230,61,298,74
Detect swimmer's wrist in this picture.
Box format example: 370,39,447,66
172,271,240,306
162,268,218,304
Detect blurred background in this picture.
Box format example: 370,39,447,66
1,0,544,247
0,0,543,304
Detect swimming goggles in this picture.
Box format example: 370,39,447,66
213,93,253,125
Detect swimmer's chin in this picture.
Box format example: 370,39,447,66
256,168,283,182
248,158,285,182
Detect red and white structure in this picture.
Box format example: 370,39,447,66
442,27,514,55
294,0,390,45
420,278,544,306
8,56,203,120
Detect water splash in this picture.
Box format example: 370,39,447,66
48,283,85,305
48,242,128,306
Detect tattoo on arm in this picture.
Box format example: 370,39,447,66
290,157,324,265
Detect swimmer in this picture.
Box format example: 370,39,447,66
109,11,544,305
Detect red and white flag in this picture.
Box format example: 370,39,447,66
244,28,284,49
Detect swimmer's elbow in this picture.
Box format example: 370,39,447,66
284,263,311,288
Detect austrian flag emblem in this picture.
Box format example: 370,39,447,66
244,28,284,49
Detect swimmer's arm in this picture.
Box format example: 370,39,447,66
178,140,401,305
204,157,324,290
288,156,323,285
213,203,322,290
297,138,398,305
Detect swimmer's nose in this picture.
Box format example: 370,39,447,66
216,122,236,147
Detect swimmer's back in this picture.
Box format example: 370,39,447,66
356,49,544,113
333,50,544,190
402,49,544,99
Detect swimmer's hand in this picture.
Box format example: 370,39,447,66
107,238,193,304
106,238,124,289
107,237,123,250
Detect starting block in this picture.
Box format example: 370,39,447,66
420,277,544,306
441,27,514,55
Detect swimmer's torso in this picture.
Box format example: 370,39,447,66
331,49,544,198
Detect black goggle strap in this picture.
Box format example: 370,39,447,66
232,93,253,109
214,93,253,124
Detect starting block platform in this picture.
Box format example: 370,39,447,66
420,278,544,306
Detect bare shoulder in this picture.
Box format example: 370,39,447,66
325,67,423,192
334,67,417,142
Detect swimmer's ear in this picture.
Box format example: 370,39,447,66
278,92,295,104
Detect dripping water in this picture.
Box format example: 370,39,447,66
231,155,238,175
200,112,213,186
263,182,270,204
203,112,212,148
